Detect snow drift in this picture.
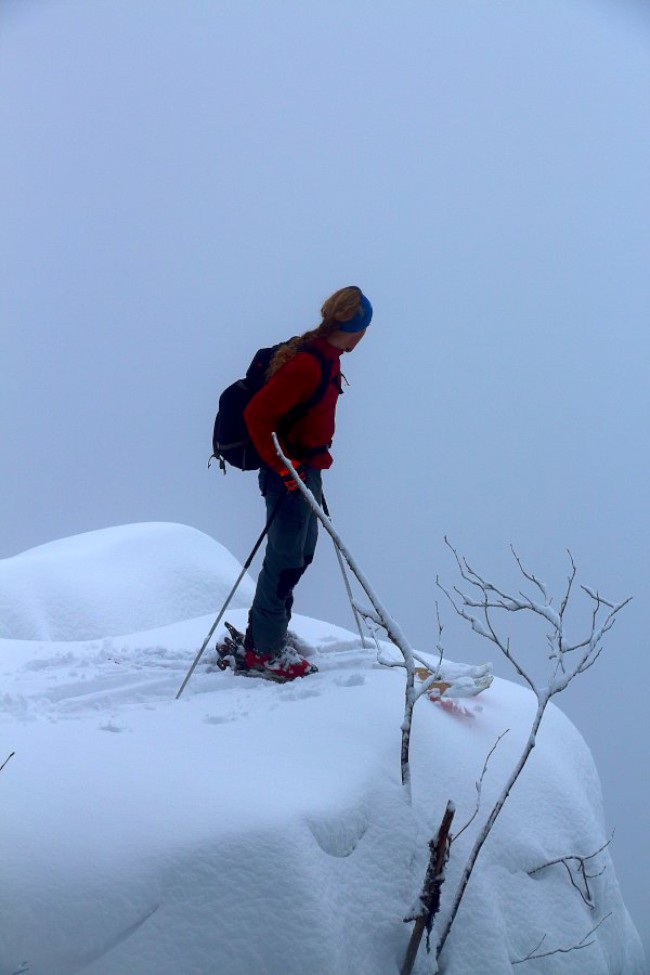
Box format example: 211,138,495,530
0,523,645,974
0,522,254,641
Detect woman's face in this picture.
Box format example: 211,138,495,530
342,328,367,353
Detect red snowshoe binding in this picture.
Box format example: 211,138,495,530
216,622,318,683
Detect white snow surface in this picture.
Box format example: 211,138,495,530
0,522,254,641
0,523,645,975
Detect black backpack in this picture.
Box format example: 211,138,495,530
211,342,333,472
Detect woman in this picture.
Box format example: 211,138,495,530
241,285,372,680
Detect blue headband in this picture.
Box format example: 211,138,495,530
338,293,373,333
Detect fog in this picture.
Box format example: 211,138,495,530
2,0,648,950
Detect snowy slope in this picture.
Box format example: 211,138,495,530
0,525,645,975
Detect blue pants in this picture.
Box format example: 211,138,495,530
247,466,322,655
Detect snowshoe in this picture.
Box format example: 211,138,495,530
216,622,318,683
215,622,248,673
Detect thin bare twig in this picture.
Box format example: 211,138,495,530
528,834,613,909
558,551,577,620
512,913,612,964
511,545,549,603
454,730,510,841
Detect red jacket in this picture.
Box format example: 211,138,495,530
244,337,342,473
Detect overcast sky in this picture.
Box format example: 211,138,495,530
2,0,649,948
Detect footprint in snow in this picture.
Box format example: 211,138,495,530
203,713,237,725
278,687,321,702
98,720,131,733
334,673,365,688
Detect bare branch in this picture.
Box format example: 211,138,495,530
442,545,631,699
575,644,605,676
273,435,421,797
512,914,612,964
528,834,613,909
440,544,631,699
434,543,630,963
511,545,549,603
454,730,510,841
433,601,445,672
436,693,550,959
581,585,616,609
351,599,383,629
437,574,537,691
1,752,15,774
559,551,577,620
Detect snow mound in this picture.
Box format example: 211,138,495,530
0,523,254,641
1,608,646,974
0,525,645,974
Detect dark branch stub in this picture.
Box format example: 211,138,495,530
401,801,455,975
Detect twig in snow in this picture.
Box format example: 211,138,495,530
453,730,509,842
512,913,612,964
527,834,613,909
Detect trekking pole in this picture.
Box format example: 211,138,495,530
321,493,370,649
175,494,284,700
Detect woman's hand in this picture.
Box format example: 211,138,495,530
279,463,307,493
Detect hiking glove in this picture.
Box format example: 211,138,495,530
279,463,307,493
